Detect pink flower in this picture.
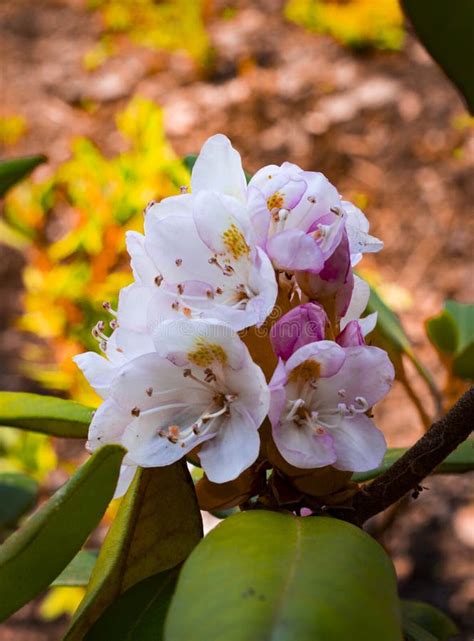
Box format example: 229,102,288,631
269,341,394,472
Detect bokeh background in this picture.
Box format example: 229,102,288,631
0,1,473,639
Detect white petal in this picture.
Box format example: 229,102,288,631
342,200,383,263
145,209,217,284
153,318,246,370
193,190,252,255
332,414,386,472
358,312,378,337
317,345,394,410
272,415,337,469
340,275,370,329
125,231,157,286
191,134,247,203
285,340,346,379
198,404,260,483
74,352,116,399
113,464,138,499
87,397,129,451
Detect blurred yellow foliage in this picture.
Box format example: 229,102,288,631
285,0,404,50
40,587,85,620
0,114,28,146
0,428,57,481
4,96,189,405
84,0,210,70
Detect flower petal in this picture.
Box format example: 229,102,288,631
266,229,325,272
272,413,337,469
191,134,247,203
285,340,346,379
153,318,246,370
74,352,116,399
340,275,370,329
198,404,260,483
317,345,394,410
332,413,386,472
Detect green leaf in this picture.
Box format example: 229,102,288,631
353,439,474,482
0,473,38,529
84,569,178,641
401,0,474,114
367,286,440,413
165,511,402,641
0,155,47,198
0,445,125,621
65,461,202,640
0,392,93,438
426,301,474,380
52,550,98,587
401,600,458,641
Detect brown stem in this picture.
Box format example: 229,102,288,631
341,387,474,526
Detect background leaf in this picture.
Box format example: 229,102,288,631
367,286,441,418
401,600,458,641
165,511,402,641
65,461,202,640
353,439,474,482
0,472,38,530
0,444,124,621
52,550,98,587
84,569,178,641
0,392,93,438
401,0,474,113
0,155,47,198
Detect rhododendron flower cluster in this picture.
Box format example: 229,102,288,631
75,134,394,501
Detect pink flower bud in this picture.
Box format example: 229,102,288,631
270,303,329,360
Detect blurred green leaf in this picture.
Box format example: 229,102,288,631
0,392,93,438
52,550,98,587
84,569,178,641
401,600,458,641
353,439,474,482
0,155,47,198
165,511,402,641
367,286,441,414
65,461,202,640
426,301,474,380
401,0,474,113
0,472,38,529
0,445,124,621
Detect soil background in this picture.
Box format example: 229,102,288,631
0,0,473,639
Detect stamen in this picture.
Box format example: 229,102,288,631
131,407,141,417
286,398,305,421
102,301,117,316
154,274,163,286
180,186,189,194
175,258,183,266
146,387,153,397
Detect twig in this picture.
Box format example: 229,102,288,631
339,387,474,526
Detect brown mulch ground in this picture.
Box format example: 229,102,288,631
1,0,473,639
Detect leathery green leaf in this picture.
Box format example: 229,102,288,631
352,439,474,483
64,460,202,640
402,600,458,641
0,472,38,529
84,569,178,641
165,511,402,641
0,392,93,438
401,0,474,113
52,550,99,587
0,445,124,621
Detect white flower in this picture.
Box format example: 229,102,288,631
126,154,277,332
81,319,270,483
246,162,344,272
269,340,394,472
